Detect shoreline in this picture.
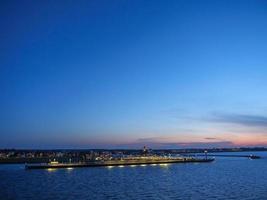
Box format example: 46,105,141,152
0,150,264,164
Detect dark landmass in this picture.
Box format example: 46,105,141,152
0,147,266,164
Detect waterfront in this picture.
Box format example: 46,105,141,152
1,151,267,200
25,157,214,170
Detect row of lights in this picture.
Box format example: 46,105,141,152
107,163,170,169
47,167,73,172
46,163,170,171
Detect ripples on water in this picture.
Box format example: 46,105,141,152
1,152,267,200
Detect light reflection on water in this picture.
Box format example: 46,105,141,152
1,151,267,200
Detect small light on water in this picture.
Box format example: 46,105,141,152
159,163,169,167
118,165,124,168
67,167,73,170
47,168,56,172
141,164,147,167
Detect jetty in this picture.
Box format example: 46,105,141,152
25,157,214,170
194,154,261,159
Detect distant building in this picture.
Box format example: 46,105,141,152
142,146,148,155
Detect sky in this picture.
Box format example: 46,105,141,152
1,0,267,149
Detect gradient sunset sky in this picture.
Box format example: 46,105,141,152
1,0,267,149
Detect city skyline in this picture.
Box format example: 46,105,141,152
1,0,267,148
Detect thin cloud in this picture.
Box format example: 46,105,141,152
204,137,218,140
209,113,267,127
117,137,235,149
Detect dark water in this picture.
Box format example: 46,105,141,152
1,151,267,200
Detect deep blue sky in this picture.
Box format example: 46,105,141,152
1,0,267,149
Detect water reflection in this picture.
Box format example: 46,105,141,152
0,151,266,200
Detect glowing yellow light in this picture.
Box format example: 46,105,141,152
47,168,56,171
49,161,59,165
151,164,157,166
159,163,169,167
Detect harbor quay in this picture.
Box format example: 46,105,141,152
25,156,215,170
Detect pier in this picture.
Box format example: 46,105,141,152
25,157,214,170
194,154,261,159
